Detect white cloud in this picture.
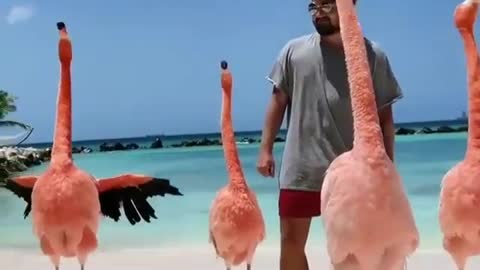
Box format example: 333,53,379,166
6,5,34,25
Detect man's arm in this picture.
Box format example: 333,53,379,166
258,41,293,177
260,88,289,153
261,42,292,152
372,46,403,162
379,105,395,161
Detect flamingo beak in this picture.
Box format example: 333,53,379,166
57,21,68,38
57,21,72,63
220,60,231,91
220,60,228,70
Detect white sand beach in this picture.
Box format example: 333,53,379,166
2,245,480,270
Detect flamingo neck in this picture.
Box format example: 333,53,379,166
460,28,480,160
51,58,73,165
336,0,385,156
220,81,247,189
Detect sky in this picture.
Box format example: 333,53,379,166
0,0,474,143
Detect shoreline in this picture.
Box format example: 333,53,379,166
0,147,50,185
0,245,477,269
24,124,471,153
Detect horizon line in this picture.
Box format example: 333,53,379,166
22,117,467,146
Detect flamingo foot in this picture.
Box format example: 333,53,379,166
49,255,60,270
247,263,251,270
80,265,84,270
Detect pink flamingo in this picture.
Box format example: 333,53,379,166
319,0,419,269
439,1,480,269
2,22,183,270
208,60,266,270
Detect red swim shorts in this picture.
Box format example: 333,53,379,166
278,189,321,218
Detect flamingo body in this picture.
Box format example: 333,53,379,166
209,186,265,266
322,150,418,269
31,164,100,260
440,161,480,269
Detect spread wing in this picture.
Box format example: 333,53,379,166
97,174,183,225
1,176,38,218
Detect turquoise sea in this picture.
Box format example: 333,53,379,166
0,128,470,251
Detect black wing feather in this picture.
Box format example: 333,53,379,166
98,188,122,221
99,177,183,225
122,193,141,225
2,179,33,219
130,189,156,222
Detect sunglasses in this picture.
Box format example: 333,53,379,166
308,2,336,15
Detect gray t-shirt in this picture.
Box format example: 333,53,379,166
267,32,403,192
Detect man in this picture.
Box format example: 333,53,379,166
256,0,403,270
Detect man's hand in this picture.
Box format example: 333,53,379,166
257,149,276,177
257,86,288,178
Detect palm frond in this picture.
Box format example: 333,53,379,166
0,120,32,131
0,120,34,146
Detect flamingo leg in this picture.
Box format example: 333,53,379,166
245,244,257,270
77,226,97,270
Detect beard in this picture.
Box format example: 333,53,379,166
313,18,339,36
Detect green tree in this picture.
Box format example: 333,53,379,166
0,90,17,119
0,90,33,146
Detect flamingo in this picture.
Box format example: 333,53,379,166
439,1,480,269
208,60,266,270
319,0,419,269
1,22,183,270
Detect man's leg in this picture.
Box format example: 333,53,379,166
280,217,311,270
278,189,321,270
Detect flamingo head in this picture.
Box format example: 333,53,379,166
220,60,232,94
57,21,72,64
455,0,480,31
